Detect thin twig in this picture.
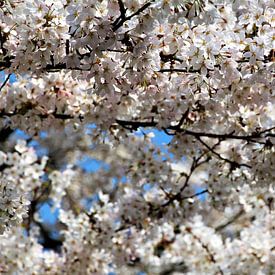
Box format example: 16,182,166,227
112,1,154,31
0,73,11,92
181,189,208,200
196,136,251,168
215,209,244,232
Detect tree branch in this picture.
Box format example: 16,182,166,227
161,154,211,207
186,227,224,275
215,209,244,232
112,1,154,31
195,136,251,169
115,118,275,143
0,73,11,92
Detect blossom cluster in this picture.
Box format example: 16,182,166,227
0,0,274,274
0,178,29,234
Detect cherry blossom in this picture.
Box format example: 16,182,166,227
0,0,274,274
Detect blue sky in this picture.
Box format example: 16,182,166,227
0,71,17,84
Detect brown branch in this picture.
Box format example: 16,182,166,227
196,136,252,169
35,220,63,252
0,73,11,92
158,68,201,73
112,0,154,31
0,109,83,121
0,107,273,146
174,108,189,129
118,0,127,19
115,119,275,142
0,127,13,142
215,209,245,232
161,154,211,207
181,189,208,200
181,128,275,142
186,227,224,275
116,118,157,130
0,57,13,70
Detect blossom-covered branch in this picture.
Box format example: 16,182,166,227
0,0,274,274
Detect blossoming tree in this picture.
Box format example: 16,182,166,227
0,0,274,274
